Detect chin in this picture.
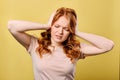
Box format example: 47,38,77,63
54,39,64,43
55,40,63,43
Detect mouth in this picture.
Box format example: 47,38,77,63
55,35,62,39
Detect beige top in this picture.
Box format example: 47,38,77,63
28,37,84,80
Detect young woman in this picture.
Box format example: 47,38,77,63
8,7,114,80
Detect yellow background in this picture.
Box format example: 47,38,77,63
0,0,119,80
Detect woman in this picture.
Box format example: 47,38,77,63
8,7,114,80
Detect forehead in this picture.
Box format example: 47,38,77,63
54,16,69,27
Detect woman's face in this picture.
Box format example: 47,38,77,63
51,16,70,44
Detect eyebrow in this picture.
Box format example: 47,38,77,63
55,24,69,28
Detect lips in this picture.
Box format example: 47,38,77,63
55,35,62,39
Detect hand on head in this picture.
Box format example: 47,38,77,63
75,19,79,35
47,10,56,29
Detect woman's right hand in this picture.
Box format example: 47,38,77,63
47,11,56,28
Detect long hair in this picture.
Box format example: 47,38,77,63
36,7,82,62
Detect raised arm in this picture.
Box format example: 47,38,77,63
76,31,114,56
8,20,50,50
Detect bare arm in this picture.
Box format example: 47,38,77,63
76,31,114,56
8,20,50,50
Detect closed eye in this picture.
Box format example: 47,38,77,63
64,27,69,31
54,25,60,28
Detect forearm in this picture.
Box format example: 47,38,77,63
8,20,49,32
76,31,114,51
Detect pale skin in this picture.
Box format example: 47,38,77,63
8,16,114,57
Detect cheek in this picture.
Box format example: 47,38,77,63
51,27,57,33
51,27,57,37
51,27,55,35
64,32,70,38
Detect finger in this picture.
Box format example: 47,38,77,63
48,10,56,26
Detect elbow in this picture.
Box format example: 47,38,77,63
109,40,114,50
104,40,114,52
8,20,13,31
8,20,16,33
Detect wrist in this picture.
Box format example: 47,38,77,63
75,29,80,36
39,24,50,30
45,24,51,30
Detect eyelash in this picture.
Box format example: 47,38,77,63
54,25,69,31
64,28,69,31
55,25,60,28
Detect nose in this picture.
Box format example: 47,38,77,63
58,27,63,35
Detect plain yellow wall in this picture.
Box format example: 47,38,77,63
0,0,119,80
